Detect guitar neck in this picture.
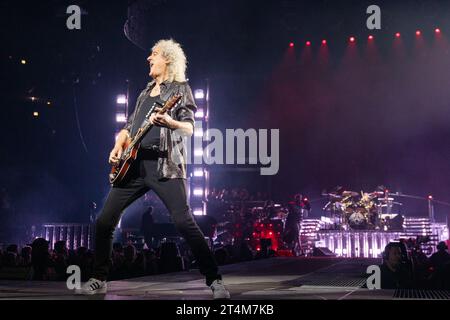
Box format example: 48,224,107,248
126,94,181,151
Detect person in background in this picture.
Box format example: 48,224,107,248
429,241,450,289
380,242,413,289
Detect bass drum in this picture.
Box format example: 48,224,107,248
347,208,368,229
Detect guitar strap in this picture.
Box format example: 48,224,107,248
132,96,165,139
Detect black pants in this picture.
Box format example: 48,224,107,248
93,149,221,286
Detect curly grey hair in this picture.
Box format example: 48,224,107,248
152,39,187,82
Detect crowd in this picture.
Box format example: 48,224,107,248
380,241,450,289
1,237,449,289
0,238,189,281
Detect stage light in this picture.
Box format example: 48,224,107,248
194,148,203,157
193,208,204,216
269,232,273,236
46,101,51,106
304,197,308,201
21,59,26,65
395,32,401,38
194,127,203,137
321,40,327,45
193,169,204,177
193,188,203,196
416,30,421,36
306,41,311,46
116,113,127,123
116,94,127,105
435,28,441,34
349,36,355,43
368,35,374,40
195,108,204,119
33,111,39,117
289,42,294,48
30,96,37,102
194,89,204,100
428,195,433,200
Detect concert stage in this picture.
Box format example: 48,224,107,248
0,257,448,300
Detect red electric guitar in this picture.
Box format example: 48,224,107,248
109,94,182,186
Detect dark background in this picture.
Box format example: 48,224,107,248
1,0,450,232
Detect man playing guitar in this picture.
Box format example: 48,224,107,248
76,39,229,299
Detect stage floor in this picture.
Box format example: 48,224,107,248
0,257,448,300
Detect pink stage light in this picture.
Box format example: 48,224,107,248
416,30,421,36
395,32,401,38
368,35,374,40
349,36,355,43
435,28,441,34
321,39,327,45
306,41,311,46
289,42,294,48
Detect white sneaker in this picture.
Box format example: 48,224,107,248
210,279,230,300
75,278,107,295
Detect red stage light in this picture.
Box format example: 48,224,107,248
435,28,441,34
416,30,421,36
322,39,327,45
306,41,311,46
349,36,355,42
368,35,374,40
289,42,294,48
256,247,261,251
395,32,401,38
269,232,273,236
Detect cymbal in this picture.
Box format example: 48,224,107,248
342,191,358,197
322,193,342,199
377,197,395,202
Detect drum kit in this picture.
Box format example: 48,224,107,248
214,188,405,252
323,188,403,230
